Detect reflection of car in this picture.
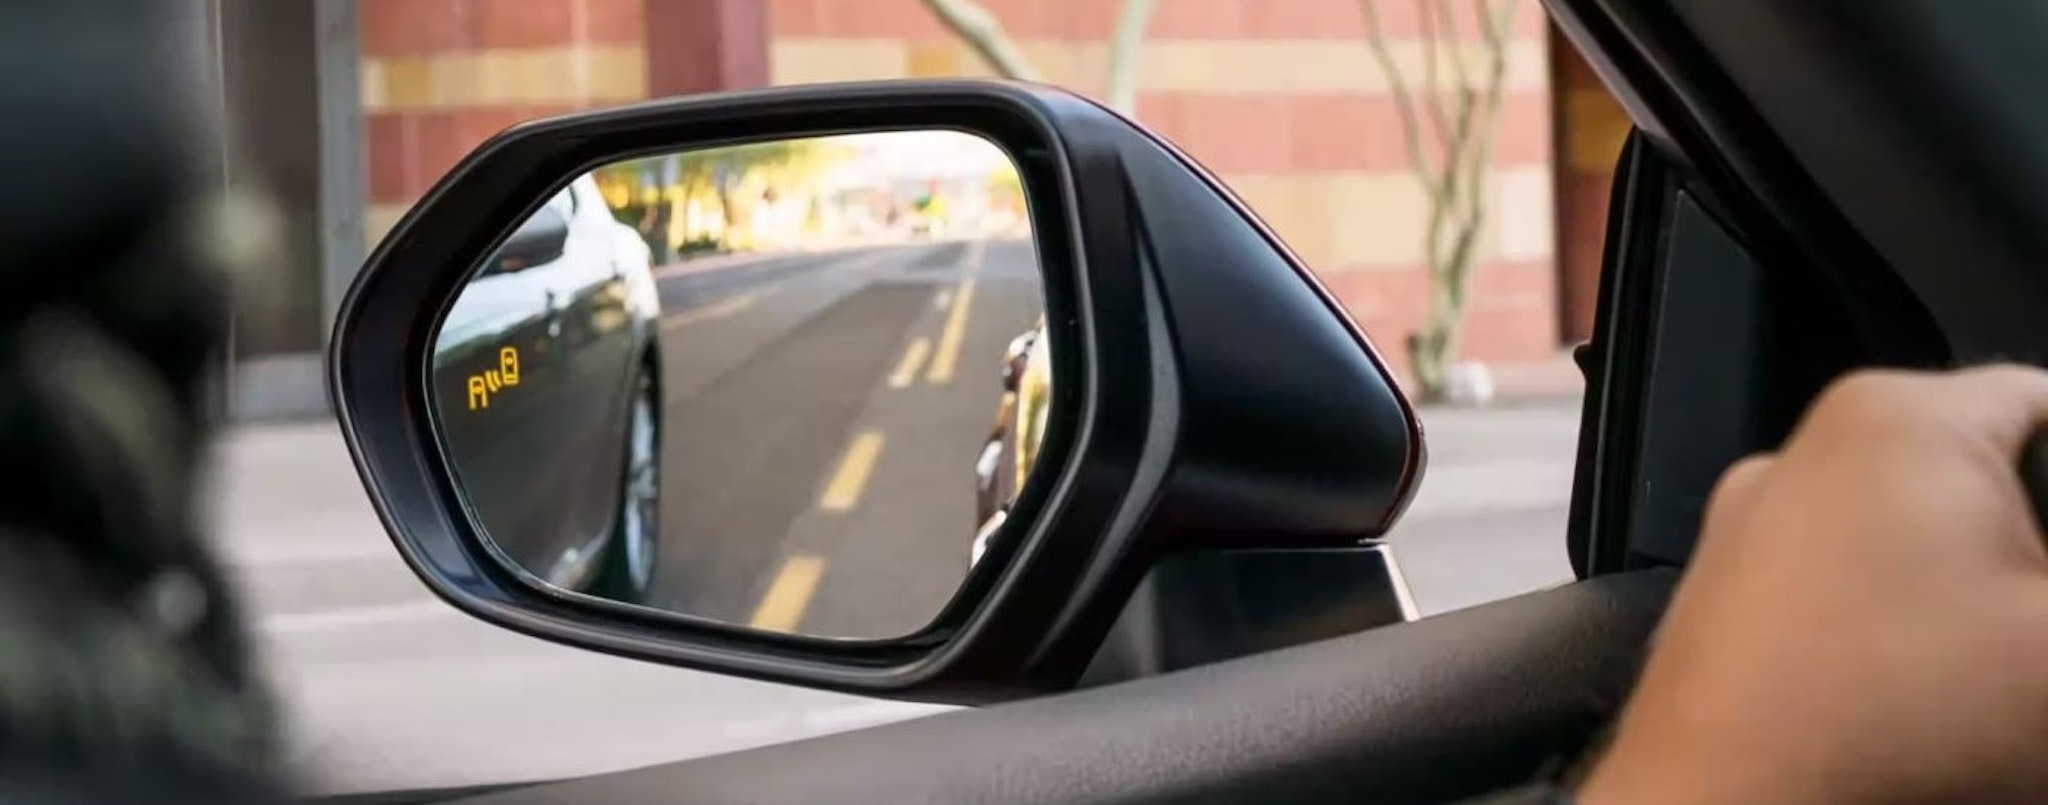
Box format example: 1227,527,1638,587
972,316,1051,566
430,174,664,602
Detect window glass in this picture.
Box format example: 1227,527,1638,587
210,0,1596,793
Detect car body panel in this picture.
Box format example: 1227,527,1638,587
973,318,1050,566
431,175,661,590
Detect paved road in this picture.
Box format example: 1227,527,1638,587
645,237,1041,638
209,324,1578,792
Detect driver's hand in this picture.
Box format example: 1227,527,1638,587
1579,366,2048,805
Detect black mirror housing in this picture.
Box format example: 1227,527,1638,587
328,79,1422,704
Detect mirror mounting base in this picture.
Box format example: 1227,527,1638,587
1077,546,1414,686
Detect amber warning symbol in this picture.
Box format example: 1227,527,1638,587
466,346,523,410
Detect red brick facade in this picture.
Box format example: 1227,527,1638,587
769,0,1563,382
359,0,1599,387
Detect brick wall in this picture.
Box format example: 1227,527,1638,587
354,0,1567,383
769,0,1562,381
357,0,772,248
359,0,653,246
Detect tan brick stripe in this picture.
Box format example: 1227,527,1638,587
1227,167,1552,273
362,45,648,110
1318,258,1562,366
1139,90,1552,175
366,203,411,252
1328,259,1560,317
771,38,1548,95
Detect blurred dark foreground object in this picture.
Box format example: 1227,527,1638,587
0,6,286,803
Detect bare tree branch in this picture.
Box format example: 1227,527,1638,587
1364,0,1519,401
1443,79,1479,206
1436,0,1472,101
920,0,1043,81
1103,0,1157,113
1478,0,1515,52
1414,0,1453,155
1362,0,1440,196
1436,1,1476,228
1439,1,1482,188
1435,0,1516,379
1453,0,1514,231
1433,2,1482,272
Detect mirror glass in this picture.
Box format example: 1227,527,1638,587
429,130,1052,640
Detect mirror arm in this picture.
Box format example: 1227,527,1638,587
1080,546,1415,686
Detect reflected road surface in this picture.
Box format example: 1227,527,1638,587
650,237,1042,638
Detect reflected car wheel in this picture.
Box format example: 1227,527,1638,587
592,362,660,602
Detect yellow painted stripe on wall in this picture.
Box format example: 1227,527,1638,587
1225,166,1554,273
362,45,648,111
365,203,411,253
770,38,1547,95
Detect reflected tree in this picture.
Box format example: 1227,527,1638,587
595,138,849,257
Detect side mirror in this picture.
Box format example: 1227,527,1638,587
486,199,569,274
329,80,1422,704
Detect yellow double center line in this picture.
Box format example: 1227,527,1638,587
817,430,886,511
924,278,976,384
746,429,885,633
744,241,990,635
887,338,933,388
664,286,771,330
923,239,986,385
747,555,824,633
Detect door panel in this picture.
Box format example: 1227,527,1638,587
448,571,1673,805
